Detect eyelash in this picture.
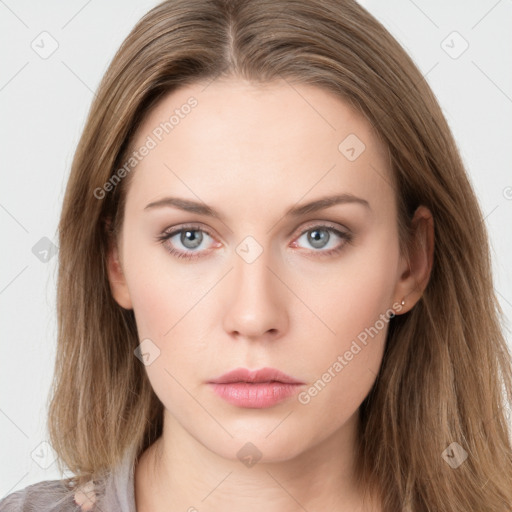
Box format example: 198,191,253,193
155,222,353,261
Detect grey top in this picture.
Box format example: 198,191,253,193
0,445,137,512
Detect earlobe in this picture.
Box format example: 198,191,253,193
106,239,133,310
393,205,435,314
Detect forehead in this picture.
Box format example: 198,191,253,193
124,78,394,216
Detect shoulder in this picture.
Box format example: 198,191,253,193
0,478,100,512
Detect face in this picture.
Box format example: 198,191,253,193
108,77,411,463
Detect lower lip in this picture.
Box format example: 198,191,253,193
209,382,303,408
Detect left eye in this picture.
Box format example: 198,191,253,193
292,225,352,254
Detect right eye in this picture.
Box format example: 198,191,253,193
156,224,220,261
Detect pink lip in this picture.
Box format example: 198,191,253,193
207,367,305,409
208,367,304,385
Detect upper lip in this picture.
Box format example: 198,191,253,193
208,367,304,385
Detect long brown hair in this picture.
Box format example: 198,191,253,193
48,0,512,510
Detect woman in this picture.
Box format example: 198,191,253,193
1,0,511,511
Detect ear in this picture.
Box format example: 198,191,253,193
106,225,133,310
393,205,434,314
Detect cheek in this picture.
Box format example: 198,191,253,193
122,232,210,338
292,230,398,407
296,226,399,348
122,238,220,380
124,256,215,414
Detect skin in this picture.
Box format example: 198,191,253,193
107,77,434,512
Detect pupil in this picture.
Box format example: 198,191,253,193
309,229,329,248
182,230,202,249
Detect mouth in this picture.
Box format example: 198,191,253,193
207,367,305,408
208,367,305,385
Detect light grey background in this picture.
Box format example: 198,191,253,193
1,0,511,496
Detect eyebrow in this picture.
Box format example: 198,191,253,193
144,193,370,220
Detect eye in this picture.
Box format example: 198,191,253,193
291,223,353,256
156,222,353,262
156,224,219,261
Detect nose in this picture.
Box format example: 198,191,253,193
222,243,289,341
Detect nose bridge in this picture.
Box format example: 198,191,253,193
222,234,287,338
234,237,273,295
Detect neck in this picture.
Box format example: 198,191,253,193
134,410,381,512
